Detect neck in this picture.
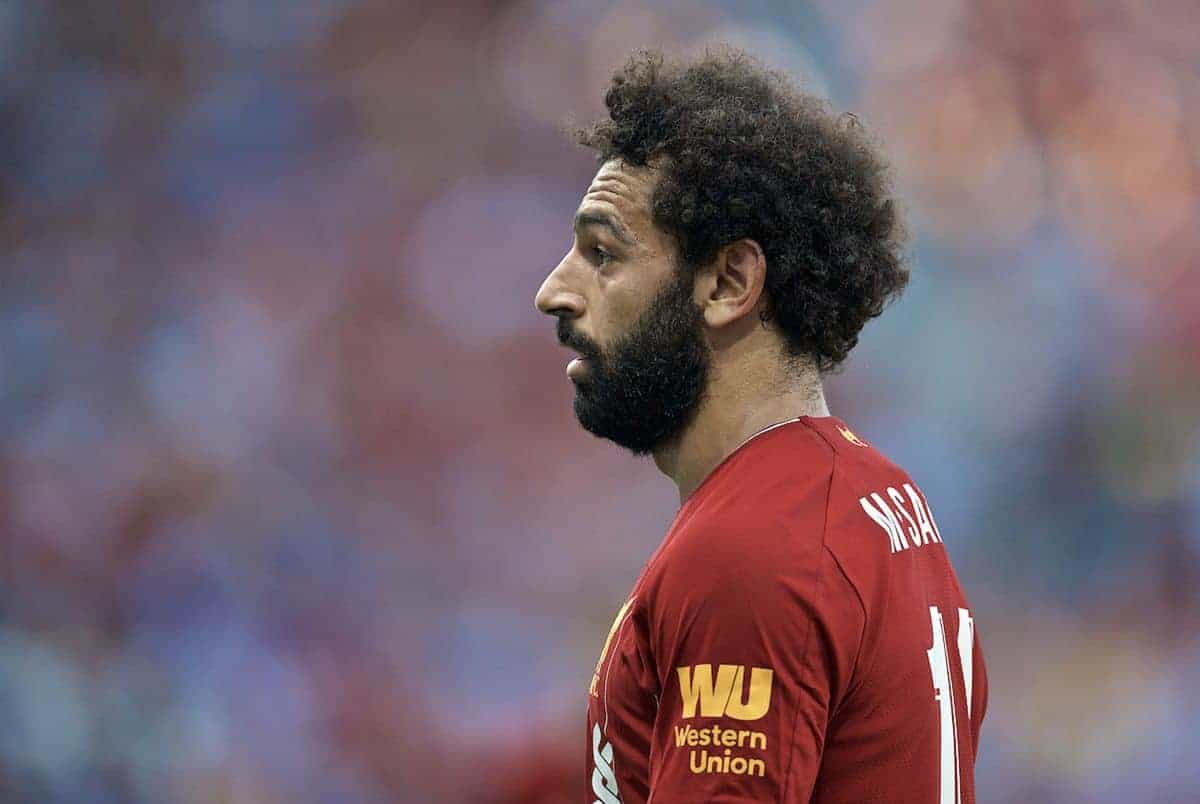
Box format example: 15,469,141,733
652,359,830,504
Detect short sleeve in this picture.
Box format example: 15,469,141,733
643,516,864,803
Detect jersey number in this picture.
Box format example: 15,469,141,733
926,606,974,804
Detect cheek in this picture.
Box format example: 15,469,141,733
594,255,675,341
599,287,646,343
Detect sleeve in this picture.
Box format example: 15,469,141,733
643,516,864,803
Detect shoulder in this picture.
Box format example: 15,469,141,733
791,419,927,539
669,438,835,577
637,440,867,681
808,421,952,622
641,416,923,605
642,432,839,617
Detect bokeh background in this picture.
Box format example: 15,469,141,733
2,0,1198,801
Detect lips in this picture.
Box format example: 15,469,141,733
556,322,598,382
566,355,590,381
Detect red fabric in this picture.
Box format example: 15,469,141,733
585,416,987,804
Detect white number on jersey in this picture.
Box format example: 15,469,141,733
926,606,975,804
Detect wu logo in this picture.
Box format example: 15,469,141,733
676,664,774,720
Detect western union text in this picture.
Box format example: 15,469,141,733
674,724,768,778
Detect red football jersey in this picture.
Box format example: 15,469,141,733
586,416,987,803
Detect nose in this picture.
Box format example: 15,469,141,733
534,255,584,319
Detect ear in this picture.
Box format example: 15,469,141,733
696,238,768,329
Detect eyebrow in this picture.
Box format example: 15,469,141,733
573,210,635,247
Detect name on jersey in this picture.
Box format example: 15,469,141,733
858,483,942,554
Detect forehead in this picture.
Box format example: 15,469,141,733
576,159,658,234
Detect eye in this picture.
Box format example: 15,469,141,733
592,246,614,266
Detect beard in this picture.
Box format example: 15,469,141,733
556,269,710,455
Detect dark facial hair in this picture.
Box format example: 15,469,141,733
556,269,710,455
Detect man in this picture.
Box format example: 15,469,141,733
535,49,986,804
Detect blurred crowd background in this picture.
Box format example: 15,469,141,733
2,0,1198,801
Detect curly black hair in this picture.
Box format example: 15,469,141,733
577,48,909,373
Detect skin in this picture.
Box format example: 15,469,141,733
535,159,830,503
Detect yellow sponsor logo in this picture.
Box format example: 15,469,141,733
838,425,869,447
676,664,773,720
673,724,768,777
673,723,766,750
589,598,634,697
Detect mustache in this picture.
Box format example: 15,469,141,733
556,318,602,361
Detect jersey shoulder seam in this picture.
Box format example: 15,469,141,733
779,432,837,801
824,454,882,709
797,416,873,684
822,524,869,714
